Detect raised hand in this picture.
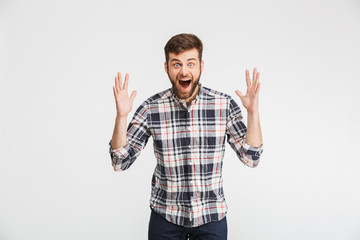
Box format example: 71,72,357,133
235,67,261,113
113,72,137,118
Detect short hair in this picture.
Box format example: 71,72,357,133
164,33,203,64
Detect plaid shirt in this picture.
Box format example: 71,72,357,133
108,84,263,228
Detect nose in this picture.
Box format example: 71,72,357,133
180,65,189,76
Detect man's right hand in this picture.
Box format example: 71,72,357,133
113,72,137,118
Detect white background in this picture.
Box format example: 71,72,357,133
1,0,359,239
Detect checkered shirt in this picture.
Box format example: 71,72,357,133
108,84,263,228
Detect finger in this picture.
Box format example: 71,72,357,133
255,71,260,93
256,82,261,95
118,72,122,91
254,81,259,94
124,73,129,91
235,90,243,100
114,74,119,93
246,69,250,88
253,67,257,86
130,90,137,102
113,86,118,100
253,71,259,88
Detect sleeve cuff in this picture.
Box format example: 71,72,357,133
242,139,264,157
109,140,131,159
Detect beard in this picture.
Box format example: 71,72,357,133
168,71,202,100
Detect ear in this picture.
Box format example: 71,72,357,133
201,60,204,72
164,62,168,73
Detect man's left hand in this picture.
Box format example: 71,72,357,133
235,67,261,113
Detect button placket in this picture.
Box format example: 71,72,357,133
186,110,192,148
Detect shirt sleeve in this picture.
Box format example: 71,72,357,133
108,101,151,171
226,97,263,168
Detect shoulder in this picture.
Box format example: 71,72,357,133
142,88,172,105
201,85,242,115
134,88,172,112
201,85,234,102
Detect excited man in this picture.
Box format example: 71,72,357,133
109,33,263,240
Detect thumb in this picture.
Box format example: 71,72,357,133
130,90,137,102
235,90,243,100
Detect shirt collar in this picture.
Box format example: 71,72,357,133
170,83,204,108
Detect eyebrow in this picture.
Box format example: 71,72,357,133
170,58,197,62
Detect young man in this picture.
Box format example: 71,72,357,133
109,33,263,240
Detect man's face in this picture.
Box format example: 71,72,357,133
165,48,204,100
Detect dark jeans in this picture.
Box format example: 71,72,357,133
148,208,228,240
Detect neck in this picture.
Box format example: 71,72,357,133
184,84,200,106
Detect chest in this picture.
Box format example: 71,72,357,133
148,100,228,148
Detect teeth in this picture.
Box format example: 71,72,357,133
180,79,191,82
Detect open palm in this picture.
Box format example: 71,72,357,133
113,72,137,117
235,68,261,113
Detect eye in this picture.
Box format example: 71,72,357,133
174,63,181,68
188,63,194,67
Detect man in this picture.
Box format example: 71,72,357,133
109,33,263,240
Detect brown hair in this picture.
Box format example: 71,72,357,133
164,33,203,64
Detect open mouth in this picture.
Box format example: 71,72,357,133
179,79,191,91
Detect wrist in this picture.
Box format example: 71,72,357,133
247,110,260,116
116,114,128,122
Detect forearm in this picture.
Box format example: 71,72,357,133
111,114,128,149
245,111,263,147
